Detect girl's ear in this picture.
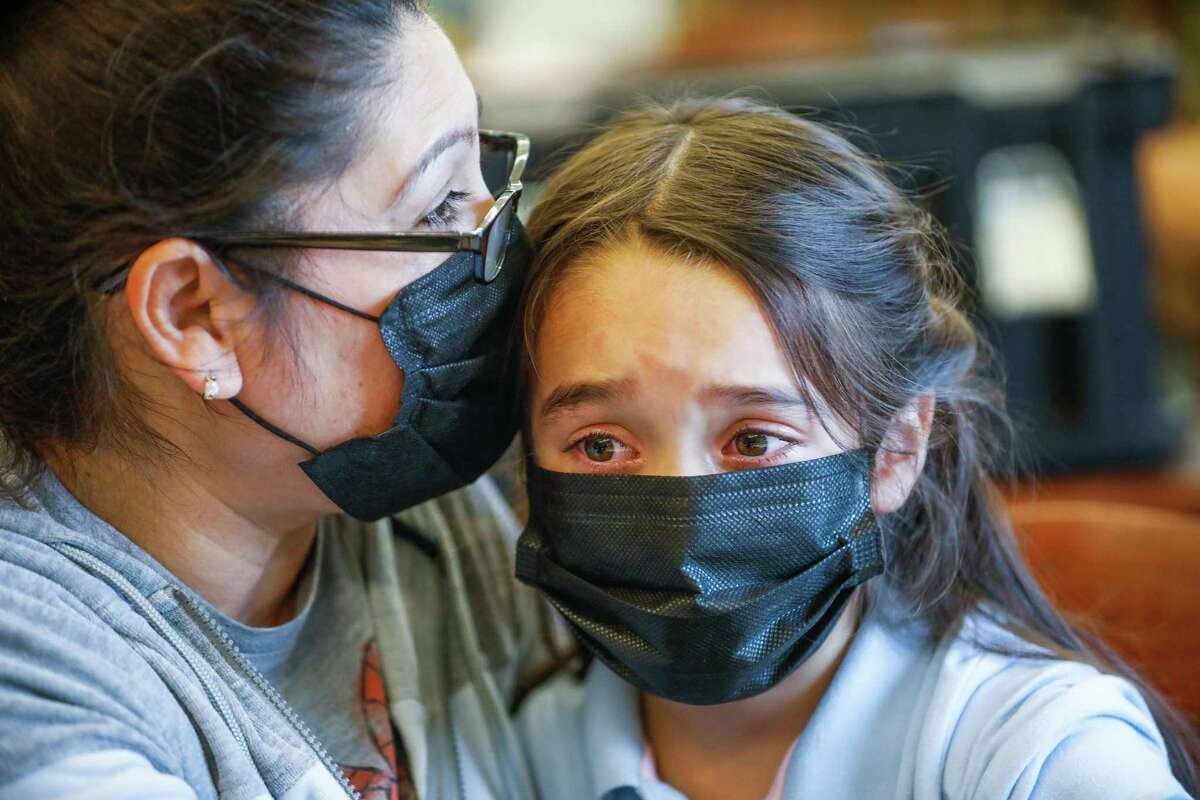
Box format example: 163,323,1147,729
123,238,256,400
871,393,935,514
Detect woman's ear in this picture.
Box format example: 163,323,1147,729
124,238,256,400
871,393,935,514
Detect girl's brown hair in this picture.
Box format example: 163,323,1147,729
520,97,1199,789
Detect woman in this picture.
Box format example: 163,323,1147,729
513,99,1199,799
0,2,545,798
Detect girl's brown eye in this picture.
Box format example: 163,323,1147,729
583,437,616,462
735,432,770,457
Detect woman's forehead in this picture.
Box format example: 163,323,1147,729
387,17,479,152
327,18,480,218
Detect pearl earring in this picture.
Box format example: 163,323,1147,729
202,375,219,401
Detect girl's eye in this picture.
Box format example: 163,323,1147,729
568,432,636,466
723,428,800,464
417,190,471,229
734,431,771,457
582,436,617,463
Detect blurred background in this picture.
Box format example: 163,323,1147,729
437,0,1200,495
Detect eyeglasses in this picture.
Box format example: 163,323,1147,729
96,130,529,292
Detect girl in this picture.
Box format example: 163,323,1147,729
513,99,1197,799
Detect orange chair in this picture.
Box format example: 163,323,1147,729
1008,500,1200,731
1007,472,1200,516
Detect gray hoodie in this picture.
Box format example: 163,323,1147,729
0,468,551,799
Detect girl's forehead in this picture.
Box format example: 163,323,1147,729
533,241,801,397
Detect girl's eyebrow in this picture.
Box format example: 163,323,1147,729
700,384,809,410
539,378,637,420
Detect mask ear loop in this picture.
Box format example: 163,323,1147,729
208,248,382,324
227,397,321,457
204,247,382,458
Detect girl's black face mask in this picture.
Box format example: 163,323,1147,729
230,221,532,521
516,449,885,705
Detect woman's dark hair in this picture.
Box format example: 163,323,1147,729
520,97,1199,790
0,0,425,501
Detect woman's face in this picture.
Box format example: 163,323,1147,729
529,237,856,478
121,16,495,520
237,17,492,444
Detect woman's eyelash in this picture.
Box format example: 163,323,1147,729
417,190,471,228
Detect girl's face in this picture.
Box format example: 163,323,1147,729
529,237,857,478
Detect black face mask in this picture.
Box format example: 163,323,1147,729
230,222,531,521
516,449,885,705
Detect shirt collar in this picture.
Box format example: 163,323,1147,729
575,610,932,800
581,660,688,800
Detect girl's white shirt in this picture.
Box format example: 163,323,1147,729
517,610,1190,800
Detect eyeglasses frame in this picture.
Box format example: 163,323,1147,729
95,130,529,292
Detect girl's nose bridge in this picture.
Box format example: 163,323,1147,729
643,438,716,478
635,395,721,477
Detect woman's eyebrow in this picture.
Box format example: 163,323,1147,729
389,126,478,207
539,378,637,420
700,384,809,410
